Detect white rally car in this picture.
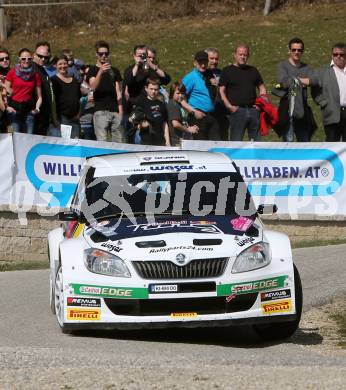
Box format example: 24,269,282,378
48,150,302,340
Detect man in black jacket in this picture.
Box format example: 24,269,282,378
33,41,57,135
123,45,171,113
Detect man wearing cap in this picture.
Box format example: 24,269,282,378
220,43,266,141
182,51,220,140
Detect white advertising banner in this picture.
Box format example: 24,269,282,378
12,133,178,209
0,134,14,205
181,140,346,217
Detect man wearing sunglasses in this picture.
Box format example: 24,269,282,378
312,43,346,141
33,41,57,135
0,48,10,132
0,47,10,80
275,37,319,142
86,40,124,142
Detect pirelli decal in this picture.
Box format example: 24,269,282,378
217,276,288,296
261,299,292,314
67,308,101,321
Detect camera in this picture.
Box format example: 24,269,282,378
129,106,147,126
140,53,149,70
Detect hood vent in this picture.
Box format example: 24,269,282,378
89,231,108,243
193,239,222,246
246,225,259,237
136,240,166,248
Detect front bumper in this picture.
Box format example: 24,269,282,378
62,313,298,331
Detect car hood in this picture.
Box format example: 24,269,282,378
83,215,263,260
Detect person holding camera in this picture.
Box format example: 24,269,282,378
86,40,124,143
123,45,171,112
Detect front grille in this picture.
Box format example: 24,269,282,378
132,257,228,279
104,293,258,316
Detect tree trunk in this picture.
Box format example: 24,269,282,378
263,0,272,16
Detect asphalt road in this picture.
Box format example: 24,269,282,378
0,245,346,389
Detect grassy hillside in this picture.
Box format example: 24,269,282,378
4,2,346,140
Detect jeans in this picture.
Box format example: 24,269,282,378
228,107,260,141
93,110,124,142
283,118,311,142
8,112,35,134
188,112,220,140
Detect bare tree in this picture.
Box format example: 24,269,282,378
263,0,272,16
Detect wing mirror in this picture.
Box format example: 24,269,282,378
58,211,80,221
257,204,278,215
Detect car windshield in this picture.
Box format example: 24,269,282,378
81,171,256,220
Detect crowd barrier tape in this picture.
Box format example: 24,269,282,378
0,134,345,218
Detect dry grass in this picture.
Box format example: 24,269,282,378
4,0,345,35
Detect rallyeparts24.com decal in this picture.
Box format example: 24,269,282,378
217,275,288,297
70,284,148,299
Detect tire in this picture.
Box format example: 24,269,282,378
49,276,56,314
54,265,73,334
253,264,303,341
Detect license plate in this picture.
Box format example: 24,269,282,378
149,284,178,293
171,312,198,318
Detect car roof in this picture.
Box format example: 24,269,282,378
85,150,240,177
86,150,233,169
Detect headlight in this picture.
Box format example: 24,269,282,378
232,242,271,273
84,248,131,277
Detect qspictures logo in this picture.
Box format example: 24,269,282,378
25,143,127,207
211,147,344,197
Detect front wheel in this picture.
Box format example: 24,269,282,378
54,266,72,334
49,276,56,314
253,264,303,341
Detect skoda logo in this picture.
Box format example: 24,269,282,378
176,253,186,265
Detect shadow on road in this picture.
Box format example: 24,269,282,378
71,325,323,348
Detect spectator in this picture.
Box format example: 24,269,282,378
61,49,83,83
4,48,42,134
0,83,7,131
87,40,124,142
182,50,220,140
167,82,198,146
220,43,266,141
275,37,319,142
205,47,229,140
79,64,95,140
134,78,170,146
33,41,57,135
123,45,171,111
312,42,346,141
0,48,11,132
0,47,10,80
45,56,57,78
51,54,81,138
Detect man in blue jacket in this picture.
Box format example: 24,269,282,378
182,51,220,140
